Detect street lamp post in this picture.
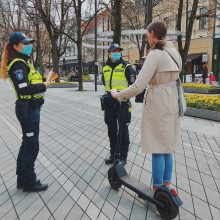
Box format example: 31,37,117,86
146,0,152,50
94,0,98,92
185,0,189,83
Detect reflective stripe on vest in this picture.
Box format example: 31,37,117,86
103,63,130,91
7,58,44,99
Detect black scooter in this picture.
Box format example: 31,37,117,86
107,99,183,220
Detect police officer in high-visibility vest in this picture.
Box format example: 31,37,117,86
102,43,136,165
0,32,50,192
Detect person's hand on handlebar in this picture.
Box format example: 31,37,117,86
110,88,118,99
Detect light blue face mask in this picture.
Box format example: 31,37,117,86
21,45,33,56
111,52,121,61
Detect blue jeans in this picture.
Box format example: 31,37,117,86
15,102,40,186
152,153,173,186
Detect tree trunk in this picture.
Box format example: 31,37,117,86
76,0,83,91
51,41,60,82
34,21,43,74
112,0,122,44
140,34,147,59
77,37,83,91
177,0,199,81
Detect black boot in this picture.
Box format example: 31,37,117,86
17,176,40,189
105,155,114,164
23,182,48,192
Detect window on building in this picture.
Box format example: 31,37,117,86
199,8,208,29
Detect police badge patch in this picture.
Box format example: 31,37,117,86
15,69,24,80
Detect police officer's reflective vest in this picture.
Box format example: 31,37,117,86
8,58,44,99
103,63,130,91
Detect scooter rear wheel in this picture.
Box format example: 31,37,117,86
108,167,122,190
154,190,179,220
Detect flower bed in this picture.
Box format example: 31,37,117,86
185,94,220,112
183,83,220,94
183,83,214,89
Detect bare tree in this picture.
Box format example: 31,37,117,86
60,0,104,91
27,0,73,80
176,0,217,80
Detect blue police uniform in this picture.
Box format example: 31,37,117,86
7,32,48,192
102,46,136,164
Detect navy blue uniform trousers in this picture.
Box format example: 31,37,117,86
104,102,131,160
15,103,40,186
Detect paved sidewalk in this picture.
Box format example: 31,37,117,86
0,80,219,220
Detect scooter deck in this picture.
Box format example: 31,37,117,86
114,163,159,205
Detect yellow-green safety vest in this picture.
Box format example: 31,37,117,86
7,58,44,100
103,63,130,91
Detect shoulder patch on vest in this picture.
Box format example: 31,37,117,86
14,69,24,80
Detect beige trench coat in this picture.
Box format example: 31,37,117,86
118,42,182,153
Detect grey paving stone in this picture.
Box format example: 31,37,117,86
57,173,68,186
47,187,67,213
178,189,195,214
83,166,97,183
53,195,75,220
81,213,92,220
130,164,142,181
84,185,96,199
89,172,105,191
33,206,52,220
63,179,75,193
193,196,213,219
41,180,61,203
69,172,80,185
210,204,220,220
117,191,134,218
179,208,196,220
15,193,39,216
176,174,191,193
97,212,109,220
69,186,82,202
19,198,44,220
65,203,84,220
102,201,117,219
107,188,123,208
146,208,161,220
190,180,207,201
76,178,88,192
86,202,100,220
77,193,90,211
92,193,106,209
204,186,220,209
130,199,147,220
0,208,18,220
97,178,111,199
187,167,202,182
0,199,13,219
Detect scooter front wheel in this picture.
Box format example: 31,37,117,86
154,190,179,220
108,167,122,190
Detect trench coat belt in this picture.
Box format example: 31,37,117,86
148,82,177,88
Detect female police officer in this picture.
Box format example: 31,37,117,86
0,32,49,192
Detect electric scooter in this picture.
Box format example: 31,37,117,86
107,100,183,220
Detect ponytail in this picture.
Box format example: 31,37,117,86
0,43,15,80
0,43,9,80
154,39,166,50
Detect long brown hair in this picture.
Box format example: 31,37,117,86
0,43,16,80
147,20,167,50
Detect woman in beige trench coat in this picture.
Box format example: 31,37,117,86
111,21,182,191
